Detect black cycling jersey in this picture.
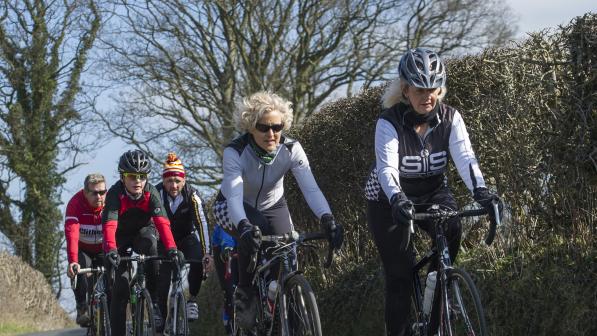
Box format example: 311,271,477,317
365,102,486,201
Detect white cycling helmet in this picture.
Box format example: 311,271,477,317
399,48,446,89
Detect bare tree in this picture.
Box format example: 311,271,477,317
0,0,101,284
98,0,516,187
402,0,518,54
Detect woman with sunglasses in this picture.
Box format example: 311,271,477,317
364,48,503,336
64,173,107,327
212,91,344,329
102,149,184,336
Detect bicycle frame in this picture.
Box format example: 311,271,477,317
409,202,499,336
73,266,110,336
240,231,330,336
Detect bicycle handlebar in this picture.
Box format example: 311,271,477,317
71,266,105,290
406,200,501,248
247,230,334,272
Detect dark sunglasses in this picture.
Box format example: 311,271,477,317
87,189,107,196
255,123,284,133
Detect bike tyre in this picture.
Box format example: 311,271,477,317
172,291,188,336
280,274,322,336
440,267,487,336
136,289,156,336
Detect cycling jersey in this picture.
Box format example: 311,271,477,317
215,133,330,230
64,190,103,263
364,102,486,201
156,182,211,255
102,180,176,251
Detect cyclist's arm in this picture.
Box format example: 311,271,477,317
149,186,177,250
64,196,81,264
221,147,247,228
375,119,403,201
102,188,121,252
190,190,211,255
448,110,487,193
289,141,331,219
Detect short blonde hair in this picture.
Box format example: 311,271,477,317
381,78,447,109
84,173,106,191
236,91,294,132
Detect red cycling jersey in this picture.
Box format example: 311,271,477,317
64,190,104,263
102,180,176,252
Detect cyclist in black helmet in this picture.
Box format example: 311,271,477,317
364,48,503,336
102,149,183,336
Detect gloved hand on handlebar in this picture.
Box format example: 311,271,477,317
67,262,80,279
105,249,120,268
320,214,344,250
473,187,504,223
390,192,414,227
167,248,185,269
237,219,262,255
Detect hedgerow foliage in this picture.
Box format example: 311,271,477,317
286,13,596,336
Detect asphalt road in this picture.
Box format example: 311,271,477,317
19,327,86,336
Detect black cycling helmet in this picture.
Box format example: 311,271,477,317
399,48,446,89
118,149,152,174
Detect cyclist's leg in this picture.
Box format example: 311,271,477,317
179,234,204,298
109,250,131,336
133,225,159,299
75,250,93,326
214,246,235,333
261,197,296,271
75,249,93,307
155,241,171,322
180,234,203,320
133,225,162,330
367,200,413,336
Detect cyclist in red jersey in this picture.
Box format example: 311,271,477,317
65,173,107,327
102,149,184,336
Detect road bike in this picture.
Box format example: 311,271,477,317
72,265,111,336
407,201,500,336
234,230,334,336
118,254,167,336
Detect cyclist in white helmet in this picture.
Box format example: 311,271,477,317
364,48,503,336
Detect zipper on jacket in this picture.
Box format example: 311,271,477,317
255,165,266,208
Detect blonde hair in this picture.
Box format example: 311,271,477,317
84,173,106,191
381,78,447,109
236,91,294,132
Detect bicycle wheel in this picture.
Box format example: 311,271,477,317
171,291,188,336
281,274,322,336
440,268,487,336
409,276,428,336
136,289,156,336
92,295,111,336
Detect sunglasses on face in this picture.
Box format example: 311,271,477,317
87,189,107,196
255,123,284,133
123,172,148,181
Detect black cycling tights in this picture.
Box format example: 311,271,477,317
226,197,294,288
367,187,462,336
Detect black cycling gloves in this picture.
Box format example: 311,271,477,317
473,187,503,222
320,214,344,250
106,249,120,268
238,219,262,254
391,192,414,227
167,248,185,269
